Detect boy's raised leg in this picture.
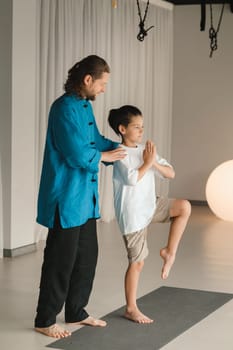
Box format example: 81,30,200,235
160,199,191,279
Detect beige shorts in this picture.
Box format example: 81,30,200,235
123,197,174,263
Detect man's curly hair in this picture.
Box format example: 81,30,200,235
64,55,110,95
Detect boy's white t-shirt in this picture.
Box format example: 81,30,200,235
112,144,172,235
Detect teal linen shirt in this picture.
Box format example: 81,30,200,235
37,93,118,228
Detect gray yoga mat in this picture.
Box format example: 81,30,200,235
47,286,233,350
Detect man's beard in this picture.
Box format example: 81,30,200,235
78,87,96,101
87,95,96,101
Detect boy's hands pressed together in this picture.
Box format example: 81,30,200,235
143,140,156,167
137,140,156,181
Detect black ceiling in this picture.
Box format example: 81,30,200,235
164,0,233,12
165,0,232,4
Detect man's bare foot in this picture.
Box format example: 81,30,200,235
67,316,107,327
125,309,154,324
160,247,176,279
35,324,71,338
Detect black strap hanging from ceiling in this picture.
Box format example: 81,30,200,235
200,0,206,31
230,1,233,13
209,2,225,58
136,0,154,42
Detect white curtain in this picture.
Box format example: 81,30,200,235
36,0,173,229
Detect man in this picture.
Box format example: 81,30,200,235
35,55,125,338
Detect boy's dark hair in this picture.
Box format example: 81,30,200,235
64,55,110,94
108,105,142,136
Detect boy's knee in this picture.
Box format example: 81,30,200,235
172,199,191,219
181,199,191,217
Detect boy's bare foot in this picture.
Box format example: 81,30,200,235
160,247,176,279
125,309,154,324
67,316,107,327
35,324,71,338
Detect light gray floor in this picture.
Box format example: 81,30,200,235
0,206,233,350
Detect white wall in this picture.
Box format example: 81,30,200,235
170,5,233,201
11,0,37,250
0,0,37,256
0,0,13,257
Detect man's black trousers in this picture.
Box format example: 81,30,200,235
34,211,98,328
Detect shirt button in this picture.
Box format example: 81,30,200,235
88,122,94,125
90,142,95,145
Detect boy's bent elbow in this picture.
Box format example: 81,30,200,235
167,167,175,179
170,170,175,179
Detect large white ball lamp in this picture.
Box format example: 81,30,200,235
206,160,233,222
